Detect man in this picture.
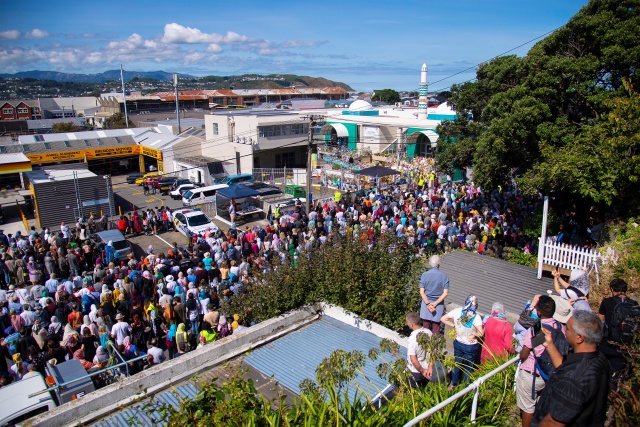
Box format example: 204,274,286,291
418,255,449,335
517,295,570,427
146,338,165,364
44,273,59,296
406,311,434,388
110,313,131,346
532,311,609,427
598,278,638,379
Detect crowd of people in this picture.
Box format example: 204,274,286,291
0,221,251,390
410,254,636,427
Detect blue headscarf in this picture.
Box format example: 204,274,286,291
167,324,177,341
461,295,478,328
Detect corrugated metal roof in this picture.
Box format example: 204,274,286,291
439,250,554,316
0,152,30,164
244,316,404,400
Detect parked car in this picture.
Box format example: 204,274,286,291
173,209,218,236
126,172,144,184
89,229,133,262
156,176,178,195
136,172,161,185
170,179,193,191
170,183,198,200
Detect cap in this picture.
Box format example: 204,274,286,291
551,295,574,324
115,313,125,320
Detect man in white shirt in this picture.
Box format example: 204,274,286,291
406,311,434,388
110,313,131,345
147,339,166,364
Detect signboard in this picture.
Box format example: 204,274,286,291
82,198,110,207
85,146,138,159
156,159,164,174
26,151,85,162
363,126,380,137
141,146,163,160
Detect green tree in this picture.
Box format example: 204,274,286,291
51,121,80,133
104,112,129,129
435,0,640,206
372,89,400,104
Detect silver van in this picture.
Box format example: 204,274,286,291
0,372,57,426
182,184,228,206
89,229,133,262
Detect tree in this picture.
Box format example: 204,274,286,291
104,112,129,129
51,122,80,133
372,89,400,104
435,0,640,206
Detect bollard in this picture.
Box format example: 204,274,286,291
118,206,122,215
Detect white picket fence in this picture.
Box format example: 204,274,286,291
537,236,602,282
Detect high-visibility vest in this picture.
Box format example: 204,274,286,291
274,206,281,218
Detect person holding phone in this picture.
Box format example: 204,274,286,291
516,295,569,427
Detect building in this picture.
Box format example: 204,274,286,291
0,100,41,121
23,163,114,228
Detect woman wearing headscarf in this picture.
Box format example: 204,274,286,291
80,315,98,337
10,353,29,381
44,251,57,278
61,323,80,352
105,241,115,265
441,295,484,388
93,346,110,369
132,211,143,236
47,316,63,339
552,268,591,298
165,323,177,359
27,256,41,286
81,327,99,363
10,307,25,333
480,302,514,364
89,304,99,324
73,348,94,371
100,284,112,304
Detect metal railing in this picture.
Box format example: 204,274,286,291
403,356,520,427
28,350,149,399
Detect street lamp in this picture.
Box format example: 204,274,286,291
103,175,114,220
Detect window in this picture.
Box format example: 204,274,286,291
84,140,91,147
212,123,218,135
0,146,6,153
44,143,51,149
2,108,13,114
275,152,295,168
115,137,121,143
22,144,30,152
64,141,71,148
97,139,104,145
18,108,29,114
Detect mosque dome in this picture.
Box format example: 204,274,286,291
434,102,455,114
349,100,373,111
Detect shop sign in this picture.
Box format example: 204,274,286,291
141,146,163,160
26,151,84,162
85,146,138,158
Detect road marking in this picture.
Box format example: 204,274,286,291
154,234,174,248
132,190,142,196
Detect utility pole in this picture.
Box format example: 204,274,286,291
306,115,322,213
120,65,129,127
174,74,181,134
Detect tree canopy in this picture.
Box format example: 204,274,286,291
372,89,400,104
435,0,640,207
104,112,129,129
51,121,80,133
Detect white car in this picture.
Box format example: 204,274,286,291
172,209,218,237
170,183,198,200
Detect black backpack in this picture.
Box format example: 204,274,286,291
609,297,640,343
534,320,569,381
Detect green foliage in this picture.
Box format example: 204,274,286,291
435,0,640,206
223,234,423,333
372,89,401,105
598,216,640,291
608,338,640,427
104,112,129,129
51,121,80,133
522,203,560,239
502,248,537,267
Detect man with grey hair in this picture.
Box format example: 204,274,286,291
532,311,609,427
418,255,449,335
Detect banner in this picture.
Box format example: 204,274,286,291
85,145,139,159
141,146,163,160
26,151,85,162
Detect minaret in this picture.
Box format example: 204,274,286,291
418,63,428,120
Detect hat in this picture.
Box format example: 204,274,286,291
551,295,574,323
166,275,174,282
115,313,125,320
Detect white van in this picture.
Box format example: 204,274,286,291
0,372,57,426
182,184,228,206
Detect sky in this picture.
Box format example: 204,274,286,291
0,0,590,92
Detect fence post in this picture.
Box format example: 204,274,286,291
537,196,549,279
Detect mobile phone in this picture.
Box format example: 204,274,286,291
531,330,546,348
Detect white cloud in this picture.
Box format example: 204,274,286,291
258,48,284,55
0,30,20,40
206,43,222,53
184,52,204,64
281,40,325,48
162,23,218,44
25,29,49,39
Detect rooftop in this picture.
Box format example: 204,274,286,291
25,167,96,184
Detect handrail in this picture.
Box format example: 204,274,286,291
28,353,149,398
403,356,520,427
106,341,129,377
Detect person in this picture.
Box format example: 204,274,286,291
418,255,449,335
531,311,609,427
480,302,514,363
516,295,569,427
110,313,131,346
598,278,638,380
441,295,483,388
552,268,590,298
147,338,165,364
405,311,441,388
229,199,237,224
175,323,189,356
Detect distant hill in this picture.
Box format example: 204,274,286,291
0,70,191,83
0,70,354,90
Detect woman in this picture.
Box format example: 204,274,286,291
441,295,484,388
27,256,41,286
10,353,29,381
73,348,94,371
89,304,99,324
175,323,189,356
47,316,63,340
132,211,143,236
45,339,67,365
165,324,177,359
130,314,148,353
80,315,98,337
80,328,99,366
10,308,25,333
93,346,110,369
61,323,81,353
202,252,214,271
96,318,110,349
198,321,216,346
552,268,590,298
480,302,514,364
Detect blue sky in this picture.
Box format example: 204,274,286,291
0,0,589,92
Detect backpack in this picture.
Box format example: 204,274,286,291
218,322,230,338
609,297,640,343
534,320,569,381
